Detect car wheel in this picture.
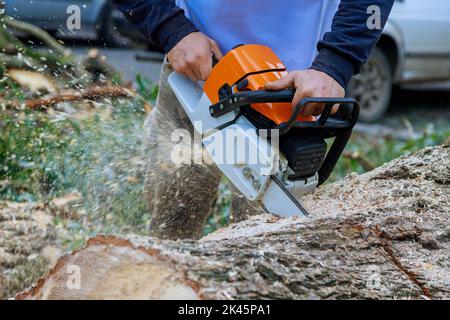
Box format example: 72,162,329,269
347,47,393,122
98,4,130,47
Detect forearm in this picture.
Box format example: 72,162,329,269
311,0,395,89
111,0,197,52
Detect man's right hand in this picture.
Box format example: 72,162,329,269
167,32,223,82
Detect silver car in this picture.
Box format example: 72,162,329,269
349,0,450,121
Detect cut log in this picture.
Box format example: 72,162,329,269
17,146,450,300
0,196,82,299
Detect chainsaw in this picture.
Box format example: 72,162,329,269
168,44,359,217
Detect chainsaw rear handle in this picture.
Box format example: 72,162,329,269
209,89,360,135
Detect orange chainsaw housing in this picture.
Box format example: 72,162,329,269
203,44,314,125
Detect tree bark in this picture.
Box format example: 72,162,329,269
17,146,450,300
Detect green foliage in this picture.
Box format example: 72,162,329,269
51,101,150,232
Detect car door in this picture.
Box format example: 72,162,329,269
390,0,450,81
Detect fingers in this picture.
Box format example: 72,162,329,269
291,85,306,110
302,103,341,117
169,56,200,82
265,73,317,116
173,54,210,82
182,42,220,81
264,73,295,91
288,75,318,117
209,39,224,60
199,39,224,80
300,102,344,117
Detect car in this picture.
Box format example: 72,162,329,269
348,0,450,121
5,0,158,48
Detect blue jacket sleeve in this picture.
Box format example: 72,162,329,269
311,0,395,88
111,0,198,52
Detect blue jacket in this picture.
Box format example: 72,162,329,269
112,0,394,88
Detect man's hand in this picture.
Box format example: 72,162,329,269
167,32,223,82
264,69,345,117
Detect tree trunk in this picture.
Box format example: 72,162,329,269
17,146,450,300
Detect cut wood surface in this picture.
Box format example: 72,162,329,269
18,146,450,300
